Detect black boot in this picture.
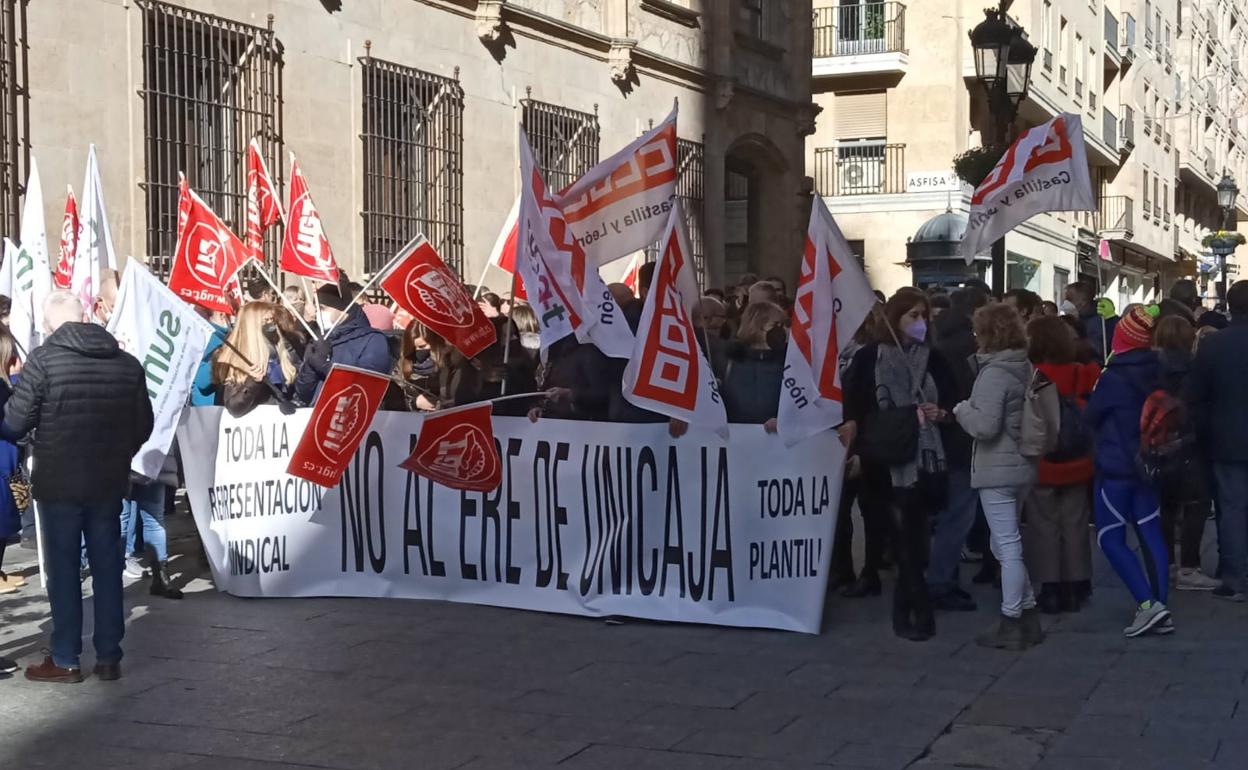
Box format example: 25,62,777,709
150,562,183,600
1073,579,1092,606
842,572,882,598
1057,582,1078,612
1037,583,1062,615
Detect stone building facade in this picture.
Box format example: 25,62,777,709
809,0,1248,307
0,0,816,292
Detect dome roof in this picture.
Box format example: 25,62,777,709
910,210,967,243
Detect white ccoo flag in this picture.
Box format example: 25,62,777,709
961,113,1095,263
777,197,876,447
71,144,118,308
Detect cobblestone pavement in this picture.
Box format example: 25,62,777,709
2,513,1246,770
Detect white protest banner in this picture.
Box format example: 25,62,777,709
962,113,1095,263
778,197,875,447
556,104,678,267
72,144,117,308
108,261,214,478
18,158,52,346
0,239,35,355
178,408,846,634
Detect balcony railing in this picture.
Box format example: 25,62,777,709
1105,10,1119,56
1098,196,1133,233
814,144,906,197
1120,105,1135,149
1154,201,1162,220
813,2,906,58
1143,113,1153,135
1103,107,1118,152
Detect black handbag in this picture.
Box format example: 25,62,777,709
857,389,920,466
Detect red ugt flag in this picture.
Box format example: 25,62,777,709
280,156,339,283
246,138,282,262
399,403,502,492
379,236,497,358
167,178,249,315
287,365,391,487
54,187,78,289
777,197,875,447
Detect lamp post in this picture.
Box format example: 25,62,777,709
969,2,1036,296
1216,173,1239,306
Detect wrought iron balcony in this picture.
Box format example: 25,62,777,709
814,144,906,197
813,2,906,58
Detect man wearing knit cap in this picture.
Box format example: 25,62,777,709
1187,280,1248,601
293,277,393,403
1085,306,1173,636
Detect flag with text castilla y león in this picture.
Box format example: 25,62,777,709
54,186,78,289
399,403,502,493
246,138,283,262
556,103,678,267
379,235,497,358
167,178,249,315
287,365,391,487
485,196,526,301
517,127,633,358
777,197,876,447
961,113,1095,264
280,156,339,283
622,200,726,436
72,144,116,309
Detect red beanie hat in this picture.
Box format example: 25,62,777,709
1112,306,1154,355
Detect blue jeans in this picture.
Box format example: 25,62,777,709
40,500,126,669
1214,463,1248,593
121,482,169,562
927,468,979,595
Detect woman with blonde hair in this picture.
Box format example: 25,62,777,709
721,301,788,429
212,301,298,417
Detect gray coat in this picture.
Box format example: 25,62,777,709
953,348,1038,490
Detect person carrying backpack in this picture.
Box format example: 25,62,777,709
1085,305,1172,637
953,304,1042,650
1022,317,1099,614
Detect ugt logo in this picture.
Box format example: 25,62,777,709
414,422,499,491
407,263,474,328
315,383,368,462
292,195,331,272
186,223,231,290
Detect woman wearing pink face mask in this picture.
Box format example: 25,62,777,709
843,288,959,641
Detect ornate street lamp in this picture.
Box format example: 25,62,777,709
1214,173,1240,305
969,3,1036,295
1217,173,1239,213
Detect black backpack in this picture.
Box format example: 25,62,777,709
1044,391,1093,463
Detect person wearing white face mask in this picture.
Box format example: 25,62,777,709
293,277,393,404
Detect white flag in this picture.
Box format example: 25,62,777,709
107,261,214,479
622,201,726,435
517,127,633,358
72,144,117,307
556,104,678,267
0,239,36,356
961,113,1095,263
777,198,876,447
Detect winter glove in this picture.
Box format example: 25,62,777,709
305,339,334,376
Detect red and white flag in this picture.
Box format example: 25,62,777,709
484,197,526,300
167,177,248,315
622,201,725,435
54,187,78,289
280,156,338,283
287,365,390,487
380,235,497,358
246,138,282,262
777,197,876,447
399,403,502,492
517,127,633,358
556,103,678,267
962,113,1095,263
620,253,643,294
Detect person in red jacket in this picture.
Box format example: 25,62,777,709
1023,316,1101,613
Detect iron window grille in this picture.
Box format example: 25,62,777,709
643,137,707,289
0,0,27,239
520,91,600,194
360,55,464,276
138,0,284,280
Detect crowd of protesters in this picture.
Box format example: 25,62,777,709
4,258,1248,679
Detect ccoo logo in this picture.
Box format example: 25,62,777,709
406,263,475,328
413,421,499,491
313,383,370,464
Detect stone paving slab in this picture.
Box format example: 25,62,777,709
3,513,1248,769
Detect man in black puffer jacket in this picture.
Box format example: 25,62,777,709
3,290,153,684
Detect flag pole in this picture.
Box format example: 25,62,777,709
254,263,319,340
211,328,298,414
499,268,518,395
321,247,409,337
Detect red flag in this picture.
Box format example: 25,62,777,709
280,156,338,283
246,138,282,261
287,365,390,487
485,197,526,301
167,179,248,315
380,237,497,358
54,187,78,289
399,403,501,492
621,253,643,294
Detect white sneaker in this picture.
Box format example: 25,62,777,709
123,557,146,580
1176,568,1220,591
1124,601,1171,638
